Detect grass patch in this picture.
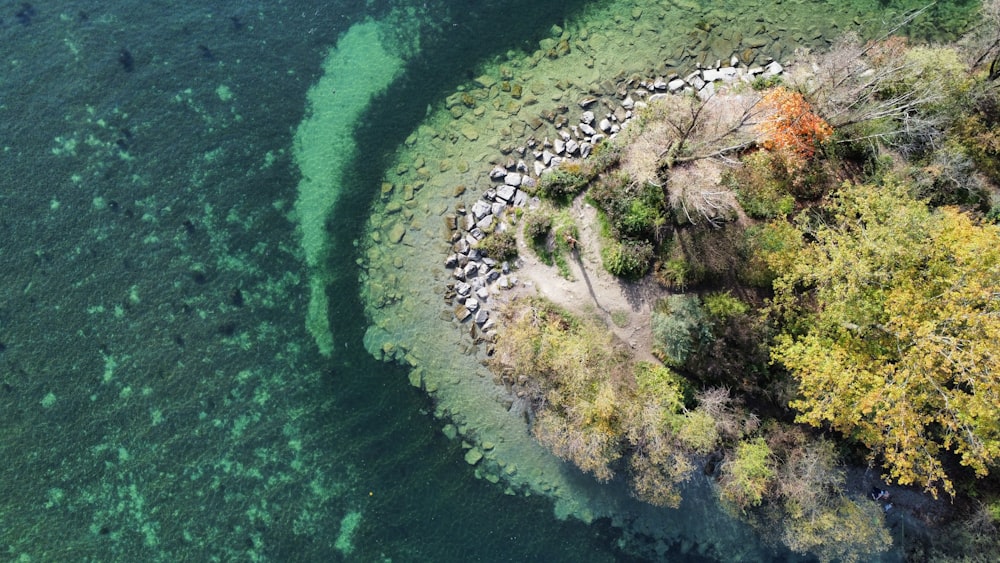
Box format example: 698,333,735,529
611,309,630,328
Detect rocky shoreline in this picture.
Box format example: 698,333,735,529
441,59,785,352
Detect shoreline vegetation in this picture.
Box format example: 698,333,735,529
485,8,1000,560
360,0,999,560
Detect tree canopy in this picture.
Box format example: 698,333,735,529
771,181,1000,496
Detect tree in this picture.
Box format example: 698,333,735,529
756,87,833,167
771,181,1000,497
719,437,775,510
801,33,948,153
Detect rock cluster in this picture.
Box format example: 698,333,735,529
442,59,786,339
442,175,527,341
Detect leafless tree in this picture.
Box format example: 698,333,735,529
962,0,1000,80
800,31,947,154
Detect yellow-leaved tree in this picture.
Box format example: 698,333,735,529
771,181,1000,497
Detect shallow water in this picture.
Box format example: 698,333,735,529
0,0,977,561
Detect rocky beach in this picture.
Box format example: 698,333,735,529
356,0,982,558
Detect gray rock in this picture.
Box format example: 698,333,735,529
622,96,635,110
579,122,596,136
470,228,486,241
591,133,606,144
456,281,472,296
476,214,494,231
455,305,472,322
579,142,593,158
465,298,480,312
471,200,492,220
648,93,669,103
668,78,686,92
464,261,480,279
463,213,477,231
453,239,470,254
565,139,579,155
513,190,529,207
719,67,739,82
496,184,517,202
504,172,522,186
476,286,489,300
702,68,721,82
653,78,668,90
697,81,716,101
486,270,501,283
521,176,537,190
764,61,783,76
533,161,547,176
474,308,489,325
445,254,459,268
580,110,595,124
598,118,612,133
554,138,566,154
491,202,507,217
490,165,507,179
541,150,554,165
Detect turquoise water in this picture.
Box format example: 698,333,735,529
0,1,977,561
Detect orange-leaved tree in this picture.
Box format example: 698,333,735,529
757,87,834,168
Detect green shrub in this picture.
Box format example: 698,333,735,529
589,174,666,240
538,161,594,201
739,220,803,288
476,230,517,261
654,256,705,291
703,291,750,321
751,74,783,91
651,295,711,367
602,239,654,279
728,150,795,219
523,211,552,240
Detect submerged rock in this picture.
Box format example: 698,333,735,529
388,222,406,243
464,448,484,465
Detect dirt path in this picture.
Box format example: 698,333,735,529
507,196,662,363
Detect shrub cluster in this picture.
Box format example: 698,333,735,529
522,211,552,241
601,239,655,279
725,150,796,219
476,230,517,261
588,172,667,240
